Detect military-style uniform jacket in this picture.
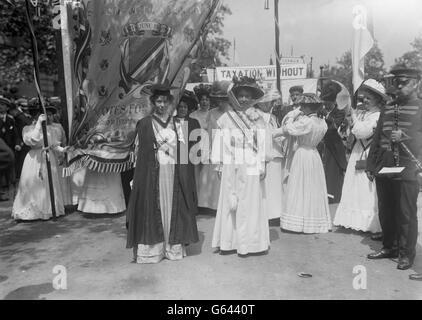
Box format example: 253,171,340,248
0,115,21,150
367,97,422,180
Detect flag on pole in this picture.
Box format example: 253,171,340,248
351,4,374,93
61,0,221,175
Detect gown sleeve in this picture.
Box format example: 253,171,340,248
352,112,380,140
283,114,313,137
22,123,43,148
210,114,231,171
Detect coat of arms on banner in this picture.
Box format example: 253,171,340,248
61,0,221,175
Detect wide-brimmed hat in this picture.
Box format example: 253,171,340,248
209,81,232,99
289,85,304,94
298,93,323,108
320,80,342,103
358,79,389,102
193,83,211,100
231,76,264,100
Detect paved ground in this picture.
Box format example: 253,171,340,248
1,190,422,300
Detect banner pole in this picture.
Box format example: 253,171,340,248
274,0,281,95
24,0,57,220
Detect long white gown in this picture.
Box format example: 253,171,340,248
333,110,381,233
261,111,284,220
190,109,209,194
211,107,270,254
280,112,332,233
12,122,65,220
196,107,222,210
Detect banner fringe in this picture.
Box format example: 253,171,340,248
63,155,134,176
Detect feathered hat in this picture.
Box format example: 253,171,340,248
231,76,264,100
193,83,211,100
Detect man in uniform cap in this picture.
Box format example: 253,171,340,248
0,96,22,200
272,85,303,125
366,65,422,271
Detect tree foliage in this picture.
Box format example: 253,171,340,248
0,0,57,87
322,41,386,93
189,4,232,82
395,34,422,69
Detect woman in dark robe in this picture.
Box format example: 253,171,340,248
126,83,199,264
318,80,348,204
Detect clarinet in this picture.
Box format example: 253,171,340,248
393,102,400,166
399,141,422,173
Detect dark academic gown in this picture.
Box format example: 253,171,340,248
318,106,347,204
126,115,199,249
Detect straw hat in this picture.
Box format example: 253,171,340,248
359,79,389,101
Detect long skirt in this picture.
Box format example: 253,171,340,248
212,164,270,254
135,162,186,263
77,170,126,214
197,163,220,210
12,149,65,220
263,158,283,220
281,147,332,233
333,142,381,233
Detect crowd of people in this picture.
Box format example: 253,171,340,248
1,64,421,279
125,65,422,279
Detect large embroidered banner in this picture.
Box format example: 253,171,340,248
61,0,221,175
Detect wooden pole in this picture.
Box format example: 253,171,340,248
24,0,57,220
274,0,281,94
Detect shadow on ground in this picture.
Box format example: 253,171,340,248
3,283,54,300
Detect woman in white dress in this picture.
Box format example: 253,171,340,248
191,84,221,211
211,77,270,256
256,93,284,221
76,169,126,215
190,84,211,129
12,108,67,221
334,79,387,233
273,93,331,233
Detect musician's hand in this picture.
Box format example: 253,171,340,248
391,129,402,142
366,171,375,182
